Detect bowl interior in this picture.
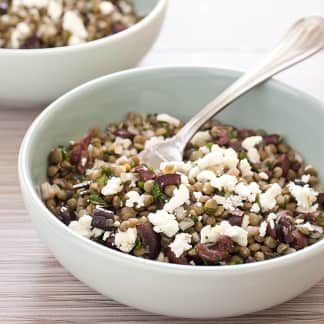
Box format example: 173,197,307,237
132,0,160,15
24,67,324,193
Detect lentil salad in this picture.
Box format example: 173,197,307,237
41,112,324,266
0,0,141,49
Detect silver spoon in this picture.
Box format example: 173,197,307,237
140,16,324,168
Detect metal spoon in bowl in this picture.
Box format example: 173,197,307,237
140,16,324,168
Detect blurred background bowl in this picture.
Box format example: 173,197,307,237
0,0,167,108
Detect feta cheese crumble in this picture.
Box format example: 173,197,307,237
296,222,323,233
164,184,190,212
63,11,88,45
125,191,144,208
259,183,281,211
69,215,103,239
114,228,137,253
99,1,115,15
239,158,253,177
200,221,248,246
288,182,318,212
169,233,192,257
242,136,263,164
235,181,260,203
211,174,238,192
148,210,179,237
101,177,123,196
156,114,180,127
190,131,212,147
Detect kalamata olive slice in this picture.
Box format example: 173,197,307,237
135,166,156,182
164,247,188,265
228,215,242,226
136,223,161,259
57,206,75,225
229,141,242,152
115,129,135,139
239,129,256,139
291,161,301,172
155,174,181,189
93,206,114,219
215,129,230,146
196,236,234,262
317,193,324,205
91,216,107,230
266,222,277,239
291,230,308,250
276,154,290,177
264,134,280,145
276,216,293,243
71,130,94,174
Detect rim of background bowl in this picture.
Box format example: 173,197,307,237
18,65,324,273
0,0,167,56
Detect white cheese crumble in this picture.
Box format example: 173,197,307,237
200,220,248,246
113,137,132,155
259,183,282,211
48,0,63,20
241,214,250,229
301,174,310,183
10,22,31,48
69,215,103,239
190,131,212,146
156,114,180,127
196,144,239,171
196,170,216,182
250,202,260,213
102,231,111,241
99,1,115,15
144,136,164,149
101,176,123,196
296,222,323,233
235,181,260,203
213,194,243,211
267,212,277,229
259,172,269,180
287,182,318,213
148,210,179,237
169,233,192,257
241,136,263,164
239,158,253,177
63,11,88,45
114,228,137,253
12,0,49,9
193,191,202,202
259,221,268,237
125,191,144,208
163,184,190,212
211,174,238,192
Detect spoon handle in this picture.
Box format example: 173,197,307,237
174,16,324,150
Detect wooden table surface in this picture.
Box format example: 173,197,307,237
2,1,324,323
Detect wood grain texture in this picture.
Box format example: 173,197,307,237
2,0,324,323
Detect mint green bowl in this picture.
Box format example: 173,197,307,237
18,67,324,318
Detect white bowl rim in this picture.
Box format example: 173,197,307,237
18,65,324,273
0,0,167,56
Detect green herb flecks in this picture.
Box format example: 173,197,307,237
152,182,169,203
88,191,106,205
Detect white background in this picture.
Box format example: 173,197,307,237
141,0,324,101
